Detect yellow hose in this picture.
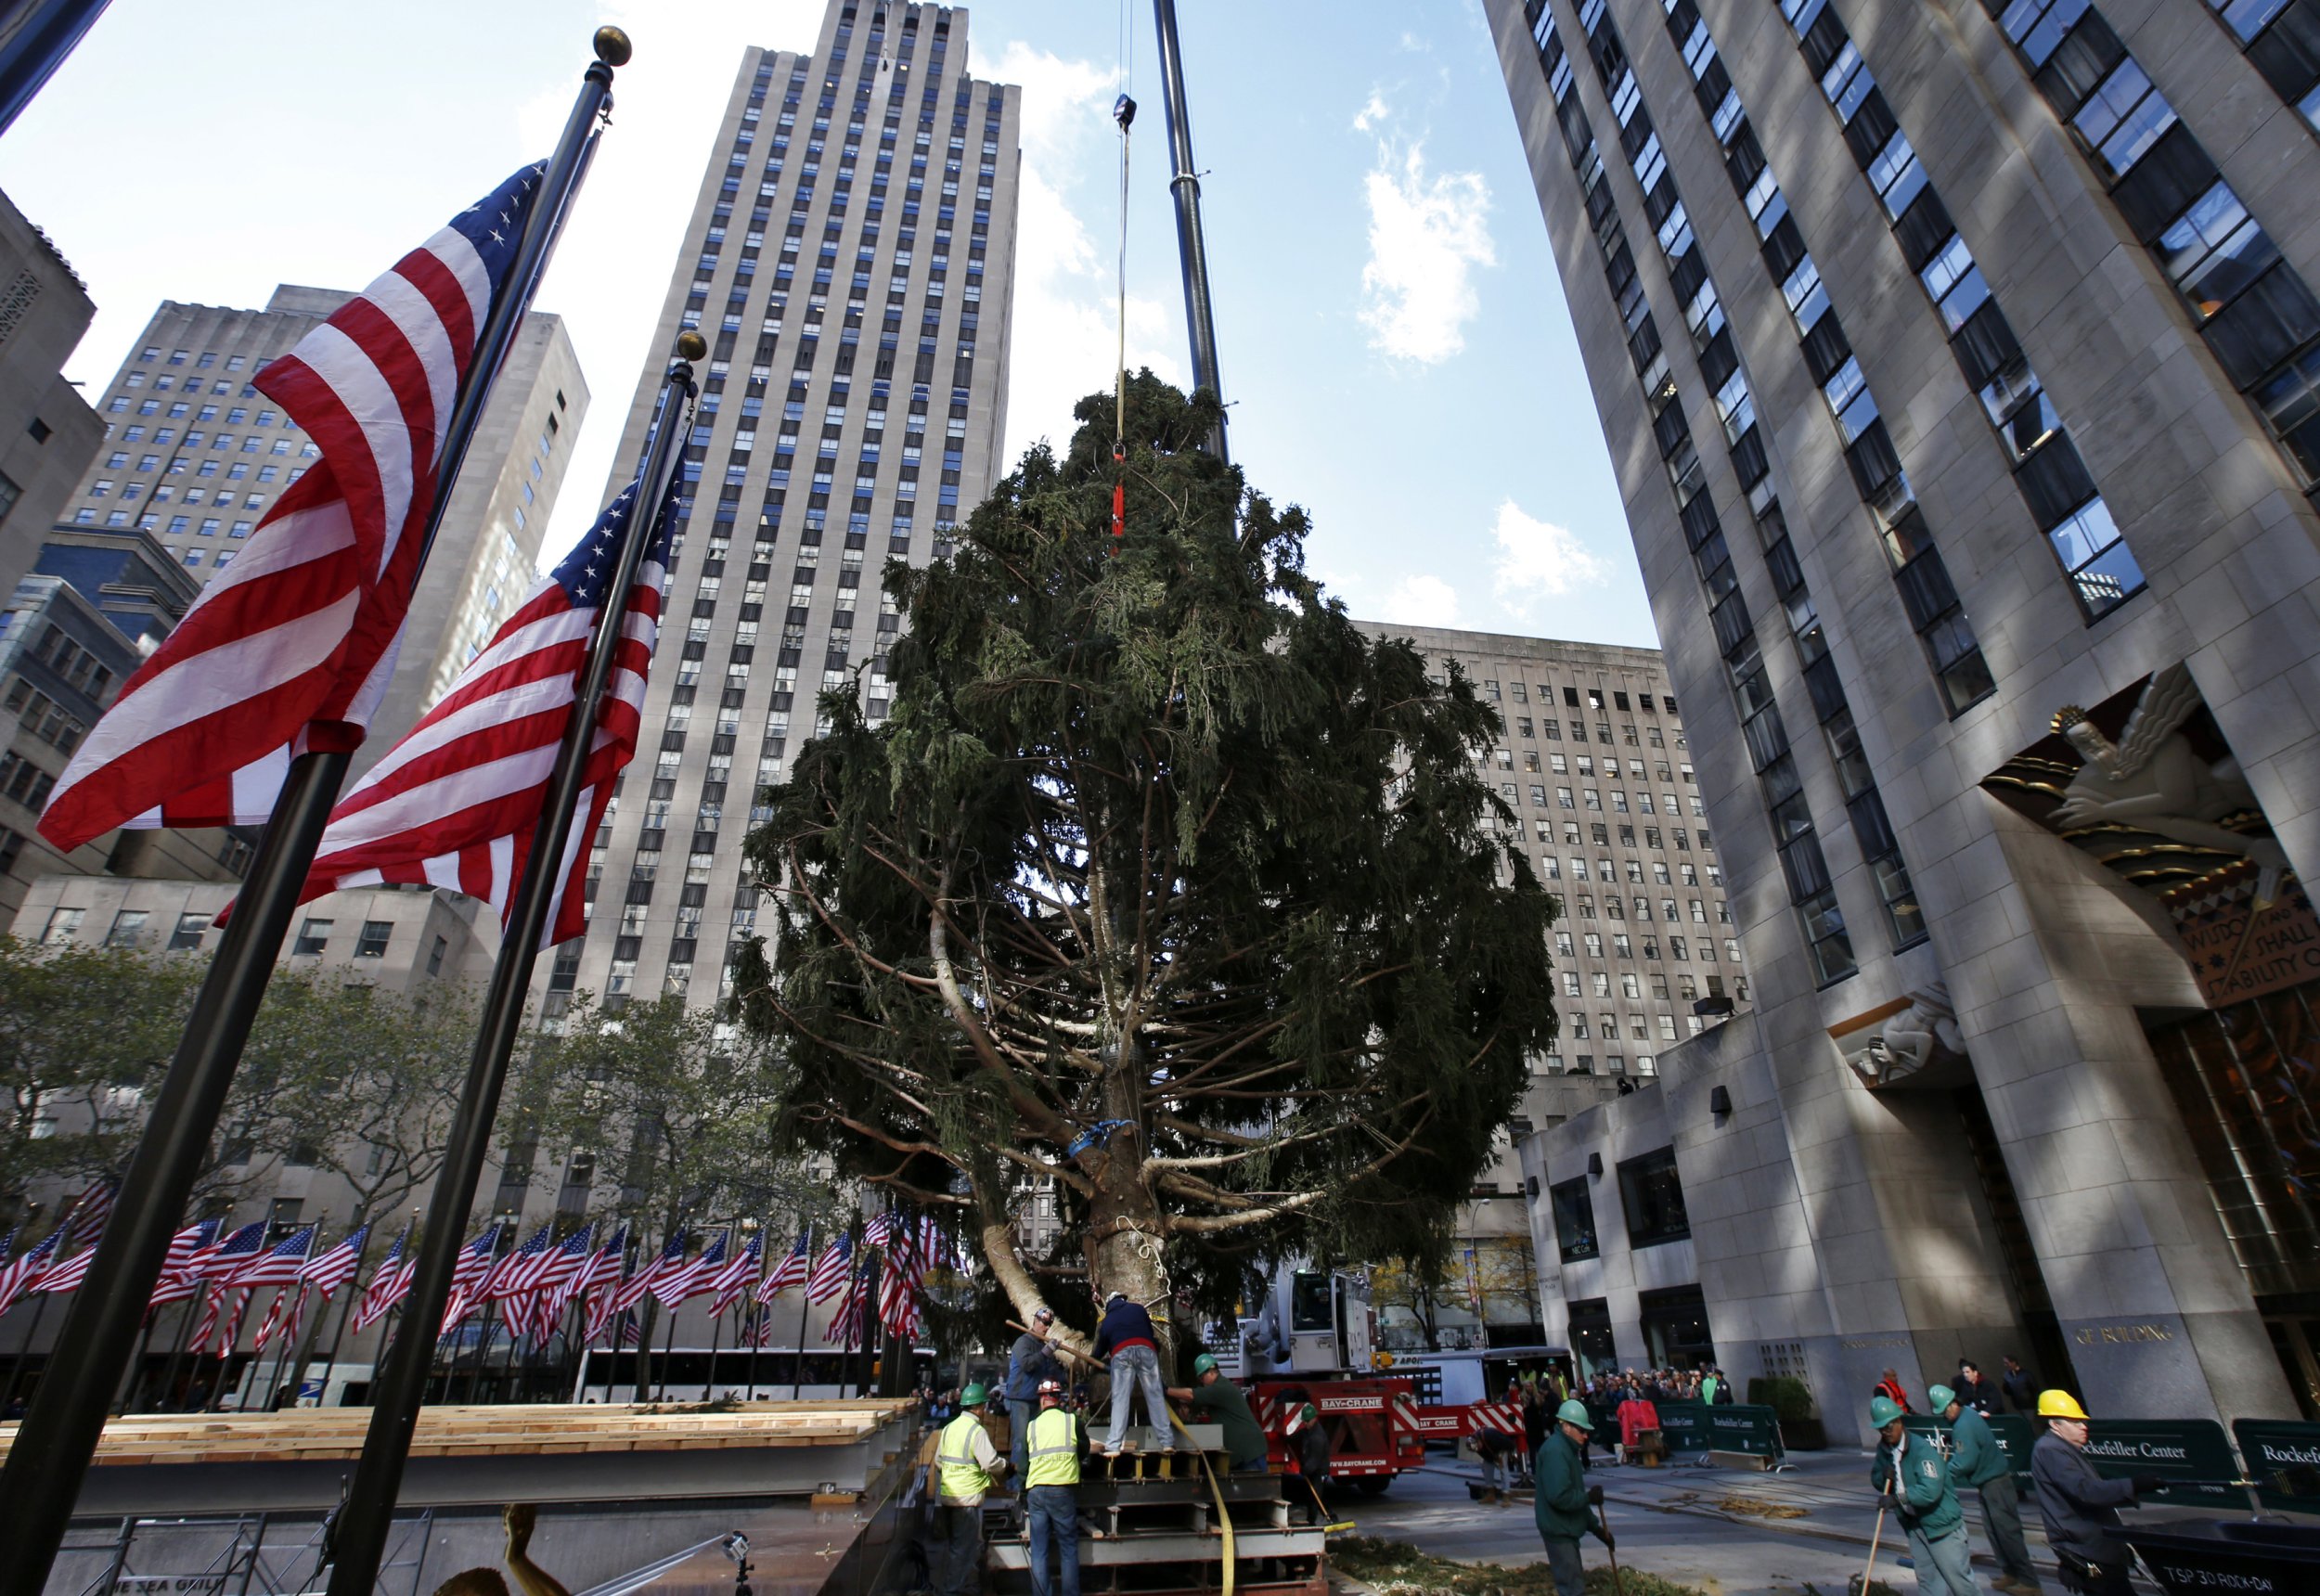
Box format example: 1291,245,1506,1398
1168,1407,1235,1596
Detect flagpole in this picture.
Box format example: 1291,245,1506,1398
0,35,628,1590
323,328,699,1592
1,1286,54,1413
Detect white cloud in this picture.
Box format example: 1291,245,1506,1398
1381,573,1462,627
1353,93,1389,133
1357,142,1495,364
1490,501,1610,611
984,41,1182,466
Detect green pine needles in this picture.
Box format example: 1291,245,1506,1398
731,374,1558,1326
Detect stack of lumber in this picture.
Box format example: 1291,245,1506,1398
0,1398,914,1467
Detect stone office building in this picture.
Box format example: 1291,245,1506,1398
537,0,1022,1023
1488,0,2320,1440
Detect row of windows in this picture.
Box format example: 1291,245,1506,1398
26,622,113,698
4,676,86,754
2198,0,2320,133
1986,0,2320,484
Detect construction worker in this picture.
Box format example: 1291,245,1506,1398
1023,1377,1087,1596
1932,1383,2041,1594
1534,1399,1609,1596
1283,1402,1332,1525
1867,1393,1978,1596
1165,1353,1267,1473
2029,1390,2159,1595
1090,1290,1173,1456
934,1383,1010,1596
1006,1306,1064,1474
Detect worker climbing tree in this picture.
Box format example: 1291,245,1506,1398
729,374,1560,1345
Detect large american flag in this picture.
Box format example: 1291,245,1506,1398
229,1225,317,1289
804,1232,854,1305
149,1219,223,1308
286,464,682,947
37,163,553,850
350,1227,412,1333
758,1230,812,1302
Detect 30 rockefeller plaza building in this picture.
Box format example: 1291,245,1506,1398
1486,0,2320,1441
542,4,1020,1021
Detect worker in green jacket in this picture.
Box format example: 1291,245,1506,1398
1868,1394,1978,1596
1534,1399,1611,1596
1933,1383,2040,1594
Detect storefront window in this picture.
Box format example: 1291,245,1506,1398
1618,1146,1692,1247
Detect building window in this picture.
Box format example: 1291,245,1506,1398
41,906,84,945
104,909,148,948
169,911,211,950
1618,1146,1691,1248
1551,1176,1599,1263
292,917,331,956
427,934,448,978
355,920,393,958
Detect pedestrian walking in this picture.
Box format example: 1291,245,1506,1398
1867,1393,1979,1595
2029,1390,2159,1595
1022,1378,1087,1596
1535,1399,1612,1596
1005,1306,1063,1474
1932,1383,2040,1594
1089,1291,1173,1456
2000,1356,2034,1415
1165,1352,1268,1472
1954,1360,1997,1417
933,1383,1011,1596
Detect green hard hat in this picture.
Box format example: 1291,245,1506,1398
1555,1399,1593,1431
1927,1384,1956,1412
1192,1352,1218,1375
1870,1395,1905,1428
960,1382,988,1407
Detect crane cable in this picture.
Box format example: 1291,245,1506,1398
1110,90,1133,547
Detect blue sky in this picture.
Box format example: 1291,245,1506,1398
0,0,1656,649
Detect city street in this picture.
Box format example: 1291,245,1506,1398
1334,1449,2096,1596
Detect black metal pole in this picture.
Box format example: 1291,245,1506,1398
0,0,110,137
0,34,625,1591
2,1285,54,1413
1151,0,1228,463
321,333,697,1593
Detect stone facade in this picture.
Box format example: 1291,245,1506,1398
0,192,102,632
1488,0,2320,1439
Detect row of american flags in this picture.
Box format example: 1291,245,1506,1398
0,1186,964,1363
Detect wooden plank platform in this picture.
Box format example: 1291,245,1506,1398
0,1398,915,1469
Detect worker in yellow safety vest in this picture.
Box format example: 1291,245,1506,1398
1024,1377,1089,1596
933,1382,1009,1596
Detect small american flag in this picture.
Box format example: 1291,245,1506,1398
187,1224,270,1352
350,1227,412,1333
438,1225,505,1332
228,1225,317,1289
804,1232,854,1305
290,463,682,947
653,1229,726,1309
579,1225,628,1343
0,1228,60,1315
301,1224,370,1298
250,1283,307,1353
614,1229,686,1315
26,1180,120,1294
758,1229,812,1301
149,1219,223,1307
38,162,553,850
710,1232,762,1319
863,1213,894,1249
523,1223,596,1340
823,1267,867,1348
484,1224,554,1340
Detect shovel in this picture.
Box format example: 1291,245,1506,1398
1849,1488,1890,1596
1595,1496,1624,1596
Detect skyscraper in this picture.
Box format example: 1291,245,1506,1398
1489,0,2320,1432
55,287,587,768
540,1,1022,1023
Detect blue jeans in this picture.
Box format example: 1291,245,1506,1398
1106,1345,1170,1450
1025,1484,1080,1596
1011,1398,1034,1474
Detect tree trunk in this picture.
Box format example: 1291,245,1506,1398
1083,1118,1174,1371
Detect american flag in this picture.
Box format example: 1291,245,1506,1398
519,1223,595,1341
28,1180,121,1294
201,1288,256,1359
758,1230,812,1301
301,1224,370,1298
823,1267,867,1349
289,463,682,948
438,1225,505,1332
863,1213,894,1249
804,1232,854,1305
165,1220,265,1309
0,1227,60,1315
149,1219,223,1308
37,162,553,850
186,1224,270,1353
483,1224,554,1340
711,1232,762,1319
350,1227,412,1332
614,1229,686,1315
653,1229,726,1309
250,1283,307,1353
579,1225,628,1344
228,1225,317,1289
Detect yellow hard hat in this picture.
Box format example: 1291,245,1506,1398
2036,1389,2088,1420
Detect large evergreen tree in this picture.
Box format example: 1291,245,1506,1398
731,377,1556,1332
